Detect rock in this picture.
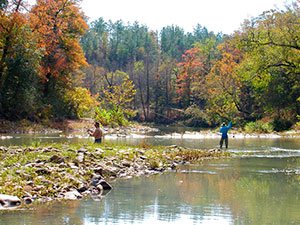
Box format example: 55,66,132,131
68,163,79,169
169,145,178,148
89,186,103,196
208,148,221,153
35,168,51,175
77,185,88,193
0,194,21,208
78,148,87,153
49,155,65,163
170,162,177,170
64,190,82,200
95,148,104,154
98,179,112,190
91,175,112,190
96,184,103,191
23,197,33,204
140,155,147,160
77,152,85,163
33,185,45,191
101,167,118,177
122,160,131,167
93,167,103,175
91,175,103,186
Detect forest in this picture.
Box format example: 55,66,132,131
0,0,299,131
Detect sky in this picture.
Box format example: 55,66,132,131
28,0,293,34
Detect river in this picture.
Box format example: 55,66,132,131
0,130,300,224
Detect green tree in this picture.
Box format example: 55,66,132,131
238,2,300,127
96,71,136,126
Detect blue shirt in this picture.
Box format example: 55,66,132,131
220,122,232,138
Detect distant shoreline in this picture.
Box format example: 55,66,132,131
1,119,300,138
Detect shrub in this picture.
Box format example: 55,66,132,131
64,87,99,118
95,108,130,127
183,105,210,127
244,121,274,133
272,118,293,132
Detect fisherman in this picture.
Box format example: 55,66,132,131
219,121,232,149
88,122,103,143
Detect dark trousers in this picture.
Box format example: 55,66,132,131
220,137,228,149
95,138,102,143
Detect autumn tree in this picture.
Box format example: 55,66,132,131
64,87,98,118
30,0,88,118
176,47,204,108
0,0,42,119
237,2,300,129
205,42,244,123
81,18,223,124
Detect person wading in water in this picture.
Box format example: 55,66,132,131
219,121,232,149
88,122,103,143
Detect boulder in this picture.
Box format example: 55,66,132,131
64,190,82,200
23,197,34,204
0,194,21,208
91,175,112,190
98,179,112,190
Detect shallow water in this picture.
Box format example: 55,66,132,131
0,131,300,224
1,131,300,153
0,156,299,225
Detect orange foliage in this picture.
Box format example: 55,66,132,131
176,47,205,107
29,0,88,82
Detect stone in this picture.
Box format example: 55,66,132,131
169,145,178,148
78,148,87,153
101,167,118,177
77,185,88,193
98,179,112,190
122,160,131,167
49,155,65,163
140,155,147,160
91,175,104,186
64,190,82,200
23,197,33,204
93,167,103,174
35,168,51,175
0,194,21,208
95,148,104,154
77,152,85,163
91,175,112,190
170,162,177,170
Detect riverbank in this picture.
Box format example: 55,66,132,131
0,119,158,136
1,119,300,138
0,143,229,209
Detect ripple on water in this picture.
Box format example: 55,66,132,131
256,168,300,175
229,147,300,158
179,170,218,175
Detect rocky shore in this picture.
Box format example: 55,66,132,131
0,144,229,209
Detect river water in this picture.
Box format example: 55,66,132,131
0,131,300,224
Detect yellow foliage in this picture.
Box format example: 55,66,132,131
65,87,99,118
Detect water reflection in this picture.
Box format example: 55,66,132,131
1,132,300,153
1,132,300,224
1,157,299,225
